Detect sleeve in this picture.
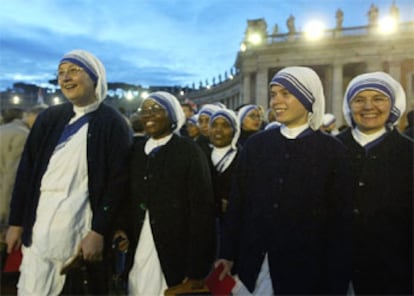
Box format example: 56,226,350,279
325,141,353,293
90,111,132,237
219,147,247,262
185,142,216,279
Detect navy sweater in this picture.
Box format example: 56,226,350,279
9,102,132,246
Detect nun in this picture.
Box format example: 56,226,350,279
6,49,132,294
115,91,215,296
195,104,222,159
237,104,263,147
216,66,352,295
208,108,240,218
337,72,413,294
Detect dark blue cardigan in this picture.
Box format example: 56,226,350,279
220,127,353,294
8,102,132,246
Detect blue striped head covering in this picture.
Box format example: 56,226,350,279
59,50,107,102
238,104,260,127
269,66,325,130
187,114,199,125
343,72,405,128
198,104,222,118
209,108,240,150
144,91,185,133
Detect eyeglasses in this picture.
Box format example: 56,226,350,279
138,105,166,116
350,96,390,108
247,114,261,120
57,66,84,79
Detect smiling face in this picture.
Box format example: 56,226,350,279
350,89,391,134
139,99,172,139
58,62,97,107
209,117,234,148
270,85,309,128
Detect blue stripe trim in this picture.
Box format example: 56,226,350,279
148,94,177,126
270,73,314,111
210,110,237,130
346,79,400,124
60,57,98,83
240,105,257,124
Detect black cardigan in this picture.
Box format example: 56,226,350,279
337,128,413,294
9,102,132,246
119,134,215,286
220,128,353,294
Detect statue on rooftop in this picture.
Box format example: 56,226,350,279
336,9,344,30
368,4,379,26
287,15,296,35
390,0,400,21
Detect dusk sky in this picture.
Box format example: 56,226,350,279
1,0,413,91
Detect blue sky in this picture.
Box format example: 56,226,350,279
0,0,413,91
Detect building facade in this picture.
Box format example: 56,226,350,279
186,16,414,127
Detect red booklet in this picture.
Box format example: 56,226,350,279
205,263,236,296
3,248,22,273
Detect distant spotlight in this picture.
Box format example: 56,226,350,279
125,91,134,101
304,20,326,40
141,91,149,99
247,33,262,45
53,97,61,105
12,95,20,104
378,16,398,34
179,90,184,96
240,42,247,52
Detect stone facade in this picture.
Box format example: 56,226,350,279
186,19,414,127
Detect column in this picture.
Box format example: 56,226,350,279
332,63,344,126
255,68,269,108
242,73,251,105
388,60,401,81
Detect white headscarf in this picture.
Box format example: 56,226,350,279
322,113,336,127
343,71,406,129
209,108,240,173
269,66,325,130
144,91,186,134
198,104,222,122
237,104,260,128
59,49,107,102
209,108,240,150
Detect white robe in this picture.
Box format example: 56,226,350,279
18,104,96,295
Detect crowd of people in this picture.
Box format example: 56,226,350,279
0,49,412,295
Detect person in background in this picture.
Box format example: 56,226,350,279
1,108,24,125
321,113,339,135
208,108,240,220
114,91,215,296
403,109,414,139
237,104,263,147
179,102,195,137
0,104,48,293
5,49,132,295
0,104,48,237
0,109,29,241
216,66,352,295
186,114,200,141
196,104,222,159
337,71,413,295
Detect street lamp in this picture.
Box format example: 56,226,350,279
12,95,20,104
378,16,398,34
304,20,326,40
